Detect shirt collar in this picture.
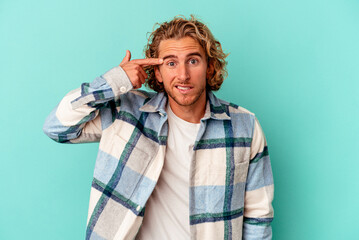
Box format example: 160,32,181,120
139,91,231,120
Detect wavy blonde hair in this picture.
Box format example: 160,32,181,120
144,15,228,92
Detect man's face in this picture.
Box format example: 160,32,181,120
155,37,211,112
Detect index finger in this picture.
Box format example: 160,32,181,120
131,58,163,66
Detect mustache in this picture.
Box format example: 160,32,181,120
175,80,191,85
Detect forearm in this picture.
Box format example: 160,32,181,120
243,117,274,239
43,66,133,143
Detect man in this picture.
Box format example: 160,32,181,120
43,15,274,240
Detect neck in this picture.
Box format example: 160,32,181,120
168,96,207,124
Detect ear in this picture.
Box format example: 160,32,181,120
206,61,214,79
155,66,163,83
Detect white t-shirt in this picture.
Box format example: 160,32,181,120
136,105,200,240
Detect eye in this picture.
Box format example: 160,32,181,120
189,58,198,64
167,61,176,67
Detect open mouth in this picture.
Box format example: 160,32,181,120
175,85,193,93
176,86,192,90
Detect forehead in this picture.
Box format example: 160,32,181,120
157,37,205,57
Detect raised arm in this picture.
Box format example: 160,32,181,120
43,66,132,143
243,117,274,239
43,51,163,144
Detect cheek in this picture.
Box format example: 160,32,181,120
159,68,176,81
192,69,207,80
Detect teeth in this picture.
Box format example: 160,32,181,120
177,86,190,90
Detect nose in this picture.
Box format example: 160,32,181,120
177,63,190,82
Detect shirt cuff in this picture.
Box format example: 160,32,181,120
102,66,133,96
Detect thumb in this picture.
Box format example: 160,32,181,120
120,50,131,66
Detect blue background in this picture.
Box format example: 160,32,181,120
1,0,358,239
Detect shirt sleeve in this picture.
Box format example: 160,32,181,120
243,117,274,240
43,66,133,143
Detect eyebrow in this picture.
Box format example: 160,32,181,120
162,52,203,61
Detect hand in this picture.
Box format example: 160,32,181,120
119,50,163,89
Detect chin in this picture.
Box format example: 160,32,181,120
173,95,202,107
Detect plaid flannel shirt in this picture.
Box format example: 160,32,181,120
43,66,274,240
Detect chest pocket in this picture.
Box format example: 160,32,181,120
207,161,249,186
209,161,249,212
96,128,153,203
112,133,153,201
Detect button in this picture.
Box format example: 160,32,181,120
136,205,141,211
120,86,127,93
159,112,164,117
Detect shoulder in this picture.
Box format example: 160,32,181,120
213,95,258,136
114,89,162,116
122,89,156,99
118,89,156,104
215,95,256,118
212,95,268,149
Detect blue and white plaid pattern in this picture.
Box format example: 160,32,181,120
43,66,274,240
